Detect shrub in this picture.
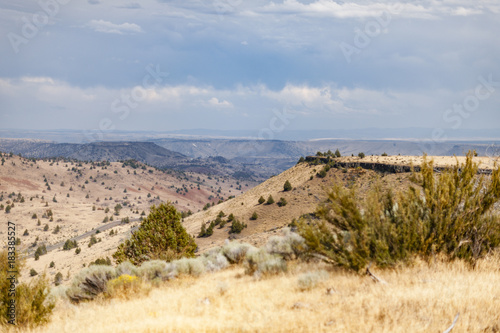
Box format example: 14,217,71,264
63,239,78,251
30,268,38,277
138,260,175,281
32,213,37,219
106,274,146,299
250,212,258,220
277,197,287,207
244,249,287,277
299,151,500,271
88,235,98,248
0,250,55,327
381,152,388,156
23,229,29,236
335,149,341,158
265,229,308,260
116,261,139,277
52,225,60,234
113,203,197,265
199,221,215,238
66,265,117,303
297,270,329,291
43,224,49,231
358,152,365,159
283,180,292,192
54,272,63,286
317,169,327,178
222,242,256,264
34,245,47,261
201,248,229,272
49,261,55,268
230,218,247,234
90,257,112,266
258,196,265,204
266,195,275,205
75,248,81,255
174,257,205,277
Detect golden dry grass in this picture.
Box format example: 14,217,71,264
15,253,500,333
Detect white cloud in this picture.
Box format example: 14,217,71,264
86,19,143,34
257,0,486,19
208,97,233,108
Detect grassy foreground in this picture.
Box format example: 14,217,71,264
14,253,500,333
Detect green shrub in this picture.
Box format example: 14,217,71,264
49,261,55,268
266,195,275,205
198,221,215,238
0,250,54,328
30,269,38,277
54,272,63,286
63,239,78,251
358,152,365,159
113,203,197,265
299,151,500,271
258,196,265,204
277,197,287,207
250,212,258,220
230,218,247,234
34,244,47,260
283,180,292,192
88,235,98,247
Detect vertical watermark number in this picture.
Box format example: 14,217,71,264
6,221,18,325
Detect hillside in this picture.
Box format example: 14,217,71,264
182,154,500,254
0,153,257,283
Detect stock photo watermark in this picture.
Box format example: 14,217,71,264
339,5,402,64
83,64,169,143
238,105,296,156
212,0,242,20
414,74,499,156
432,74,498,143
7,0,71,54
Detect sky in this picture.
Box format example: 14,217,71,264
0,0,499,141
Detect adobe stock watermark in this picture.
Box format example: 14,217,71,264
7,0,71,54
432,74,498,143
238,105,296,156
414,74,499,156
82,64,169,143
212,0,242,20
339,4,402,63
485,143,500,164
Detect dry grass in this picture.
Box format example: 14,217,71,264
15,253,500,333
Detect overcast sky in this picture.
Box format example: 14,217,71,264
0,0,499,140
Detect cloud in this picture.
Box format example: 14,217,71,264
86,19,143,34
208,97,233,108
257,0,486,19
116,3,142,10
